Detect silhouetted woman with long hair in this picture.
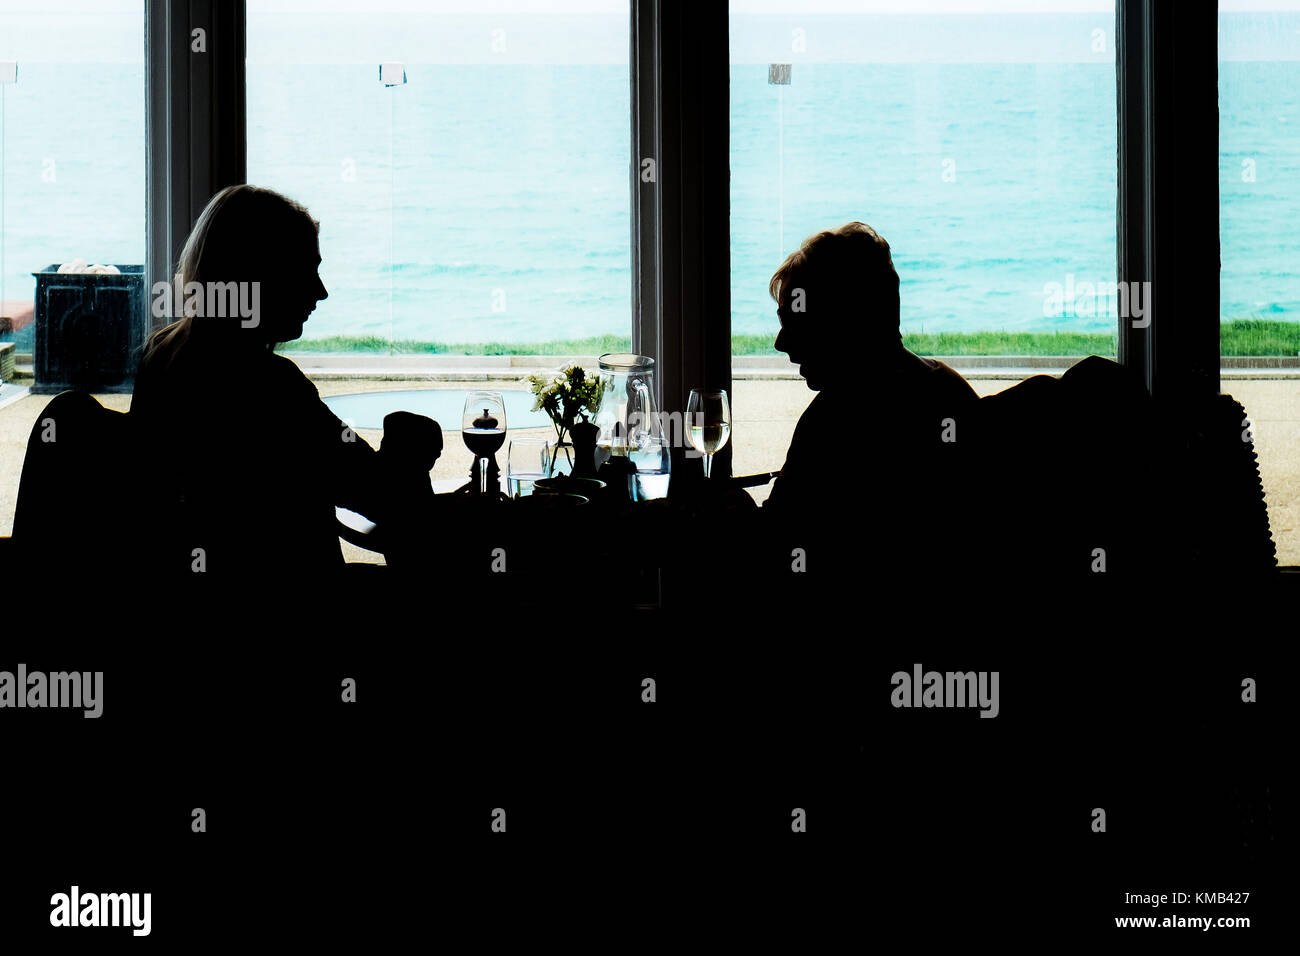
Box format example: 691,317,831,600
131,184,412,576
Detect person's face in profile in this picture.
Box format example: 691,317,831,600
257,232,327,344
774,288,827,391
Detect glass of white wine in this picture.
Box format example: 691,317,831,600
686,387,731,480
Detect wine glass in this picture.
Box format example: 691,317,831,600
686,387,731,480
507,436,550,498
463,391,507,494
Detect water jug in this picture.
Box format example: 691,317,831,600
592,353,670,499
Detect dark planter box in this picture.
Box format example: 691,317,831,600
32,264,145,394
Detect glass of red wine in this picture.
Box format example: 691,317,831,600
462,391,507,494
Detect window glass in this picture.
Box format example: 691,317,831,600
0,0,145,534
1219,0,1300,565
246,0,632,358
729,0,1118,498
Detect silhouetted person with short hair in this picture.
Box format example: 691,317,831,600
130,184,439,576
763,222,977,571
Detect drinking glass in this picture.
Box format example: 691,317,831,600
686,388,731,479
508,436,550,498
463,391,507,494
628,434,671,500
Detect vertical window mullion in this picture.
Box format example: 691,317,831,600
632,0,731,478
631,0,658,377
1117,0,1220,403
146,0,245,337
1116,0,1150,388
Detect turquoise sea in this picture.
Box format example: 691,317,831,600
0,10,1297,347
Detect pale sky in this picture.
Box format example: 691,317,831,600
6,0,1296,11
4,1,1300,64
4,0,1300,15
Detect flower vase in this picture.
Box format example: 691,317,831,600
548,440,577,478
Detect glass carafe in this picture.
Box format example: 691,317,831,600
593,353,668,497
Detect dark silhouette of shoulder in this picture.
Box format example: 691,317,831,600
765,352,977,515
131,344,380,574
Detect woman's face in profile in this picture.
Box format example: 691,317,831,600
257,232,327,344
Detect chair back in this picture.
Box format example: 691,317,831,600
12,391,149,573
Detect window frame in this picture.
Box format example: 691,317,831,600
146,0,246,337
1117,0,1220,405
631,0,733,479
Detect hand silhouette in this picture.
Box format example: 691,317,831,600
379,410,443,472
